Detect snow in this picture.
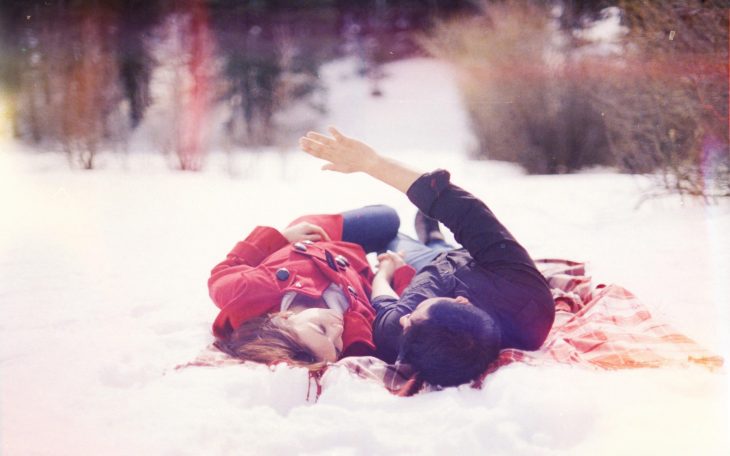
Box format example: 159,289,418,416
1,58,729,455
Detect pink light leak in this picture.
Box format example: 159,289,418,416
179,0,214,171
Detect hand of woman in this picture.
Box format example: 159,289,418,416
298,127,379,174
376,250,406,282
282,222,331,243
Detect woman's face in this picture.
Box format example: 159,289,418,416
284,308,344,363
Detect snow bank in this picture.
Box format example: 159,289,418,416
1,58,728,455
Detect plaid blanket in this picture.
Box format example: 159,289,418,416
322,259,724,395
184,259,723,397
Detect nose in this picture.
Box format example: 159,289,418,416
325,309,343,325
330,320,344,341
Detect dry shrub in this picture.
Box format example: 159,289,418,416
422,0,611,174
61,14,125,169
424,0,728,198
591,0,729,197
17,7,126,169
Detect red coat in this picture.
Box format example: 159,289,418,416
209,213,414,357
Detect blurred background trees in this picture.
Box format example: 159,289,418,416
143,0,219,171
12,3,128,169
592,0,729,198
423,1,612,174
0,0,727,197
0,0,467,169
424,0,728,197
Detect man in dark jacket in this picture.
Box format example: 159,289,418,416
300,127,555,387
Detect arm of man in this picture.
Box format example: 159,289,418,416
299,127,532,269
300,127,553,352
299,127,422,194
371,267,456,363
368,251,405,363
406,169,536,270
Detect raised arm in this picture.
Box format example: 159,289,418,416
299,127,534,269
299,127,422,194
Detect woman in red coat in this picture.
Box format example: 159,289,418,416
209,206,415,367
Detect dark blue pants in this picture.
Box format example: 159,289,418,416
386,234,453,273
341,205,453,272
341,205,400,254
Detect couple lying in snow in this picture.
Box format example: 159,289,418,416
205,128,722,392
207,127,555,388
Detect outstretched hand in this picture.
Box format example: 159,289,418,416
298,127,379,174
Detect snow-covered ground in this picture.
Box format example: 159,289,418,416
1,58,728,455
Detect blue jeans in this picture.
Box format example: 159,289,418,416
341,205,400,253
386,233,453,273
341,205,453,272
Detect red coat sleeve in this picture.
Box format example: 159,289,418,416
208,226,288,309
392,265,416,295
211,226,288,275
207,214,345,312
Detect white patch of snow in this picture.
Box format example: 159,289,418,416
1,58,728,455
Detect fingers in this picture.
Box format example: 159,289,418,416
377,251,403,263
300,137,342,172
310,224,331,241
299,137,328,158
305,131,335,146
298,222,330,241
299,129,340,156
328,126,345,141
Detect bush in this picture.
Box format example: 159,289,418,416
15,7,126,169
425,0,729,198
422,0,612,174
590,0,729,197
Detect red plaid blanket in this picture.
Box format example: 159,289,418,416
184,259,723,397
486,259,723,372
324,259,723,395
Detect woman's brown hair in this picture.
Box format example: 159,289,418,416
214,313,327,370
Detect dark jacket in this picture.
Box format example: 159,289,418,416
372,170,555,363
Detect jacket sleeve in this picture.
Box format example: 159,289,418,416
208,226,288,309
406,169,536,270
392,265,416,295
371,296,403,363
407,170,555,350
372,263,455,363
211,226,289,275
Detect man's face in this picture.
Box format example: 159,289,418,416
399,296,470,330
283,308,344,363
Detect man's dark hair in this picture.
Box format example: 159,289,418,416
399,300,501,387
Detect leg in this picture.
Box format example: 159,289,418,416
341,205,400,253
386,233,453,274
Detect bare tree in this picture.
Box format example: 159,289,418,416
16,6,126,169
